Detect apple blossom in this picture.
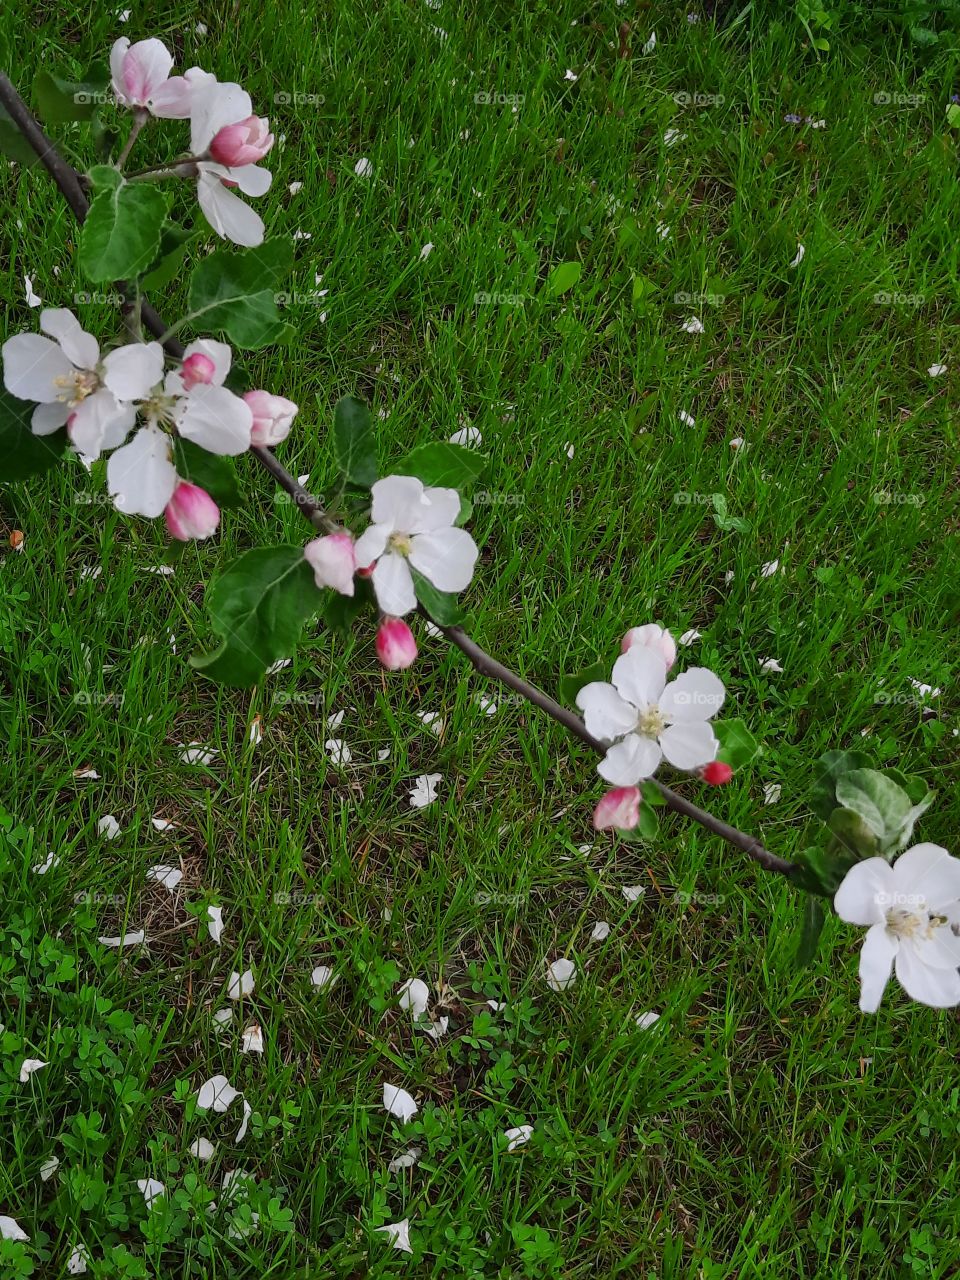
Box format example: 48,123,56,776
621,623,677,670
354,475,479,616
162,340,254,454
210,115,274,166
2,309,162,457
577,645,725,784
188,71,273,247
110,38,193,118
244,389,298,445
593,786,641,831
165,481,220,541
834,843,960,1012
376,618,418,671
304,533,356,595
107,423,179,517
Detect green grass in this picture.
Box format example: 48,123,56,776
2,2,960,1276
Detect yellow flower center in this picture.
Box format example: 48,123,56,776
388,532,414,556
637,706,666,737
53,369,99,406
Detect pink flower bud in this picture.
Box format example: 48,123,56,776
376,618,417,671
181,352,216,390
593,786,641,831
164,481,220,541
209,115,275,166
620,623,677,670
702,761,733,786
304,532,356,596
243,390,299,447
356,562,375,578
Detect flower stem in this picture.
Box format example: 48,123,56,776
116,109,149,169
0,68,797,882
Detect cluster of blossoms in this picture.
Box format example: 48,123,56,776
304,475,480,670
577,624,729,831
111,36,275,245
2,311,296,537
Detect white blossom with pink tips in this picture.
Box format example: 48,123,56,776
577,644,725,783
110,38,193,118
1,308,162,459
187,71,274,247
353,475,478,617
163,339,253,455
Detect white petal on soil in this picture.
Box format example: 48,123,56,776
399,978,430,1018
147,864,182,892
591,921,611,941
324,739,352,766
207,906,224,944
622,885,646,903
763,783,782,805
375,1219,413,1253
39,1155,60,1181
505,1124,533,1151
179,743,218,765
311,965,337,991
189,1137,216,1160
98,931,145,948
151,817,176,832
387,1147,421,1172
409,773,442,808
19,1058,48,1083
241,1024,264,1054
236,1098,252,1142
32,851,60,875
97,814,121,839
416,710,444,736
137,1178,166,1208
636,1011,661,1030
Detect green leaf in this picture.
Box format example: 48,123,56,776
0,391,69,481
827,807,880,861
835,768,932,855
410,567,465,626
322,577,375,637
714,719,759,770
619,802,659,842
545,261,581,297
791,844,858,897
190,547,321,687
710,492,750,534
0,104,39,166
794,896,826,967
34,67,108,124
631,274,657,305
332,395,377,487
394,442,486,491
640,780,666,807
79,169,169,283
558,661,608,706
188,239,294,349
810,749,875,821
173,440,242,509
947,103,960,128
141,224,197,292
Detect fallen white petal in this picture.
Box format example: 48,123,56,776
416,710,444,736
311,965,337,991
354,157,374,178
32,851,60,875
678,410,696,427
545,958,576,991
759,657,783,673
789,244,805,268
179,744,218,765
207,906,224,944
67,1243,89,1274
0,1216,29,1241
236,1098,252,1142
151,817,176,832
196,1074,240,1113
98,931,145,948
189,1137,216,1160
928,362,947,377
419,242,434,260
409,773,443,808
227,969,254,999
763,783,782,805
147,864,182,892
137,1178,165,1208
449,426,482,447
39,1155,60,1182
399,978,430,1019
591,921,611,941
19,1058,47,1083
636,1011,661,1030
387,1146,421,1172
241,1023,264,1054
324,738,352,766
382,1083,419,1122
24,275,41,307
375,1219,413,1254
97,814,120,839
622,885,645,903
505,1124,533,1151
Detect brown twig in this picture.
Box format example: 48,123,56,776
0,70,797,881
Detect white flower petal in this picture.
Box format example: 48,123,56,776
834,860,895,926
408,485,462,533
98,930,145,948
19,1058,48,1083
39,1155,60,1182
370,474,425,527
408,527,478,592
635,1011,660,1029
892,843,960,911
311,965,337,990
576,682,637,742
387,1147,421,1172
101,341,164,401
137,1178,166,1208
146,864,182,892
857,922,898,1012
505,1124,533,1151
659,668,726,723
399,978,430,1019
207,906,224,944
69,390,135,461
597,734,662,785
235,1097,252,1142
590,921,610,940
107,425,177,517
196,1074,240,1112
227,969,254,999
176,384,252,455
371,553,417,617
241,1023,264,1054
408,772,442,808
545,957,576,990
611,647,669,710
39,308,99,368
31,400,71,434
188,1137,216,1160
2,332,74,402
375,1219,412,1253
658,721,719,770
382,1083,418,1121
0,1216,29,1242
196,169,265,247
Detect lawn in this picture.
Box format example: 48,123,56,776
1,1,959,1277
